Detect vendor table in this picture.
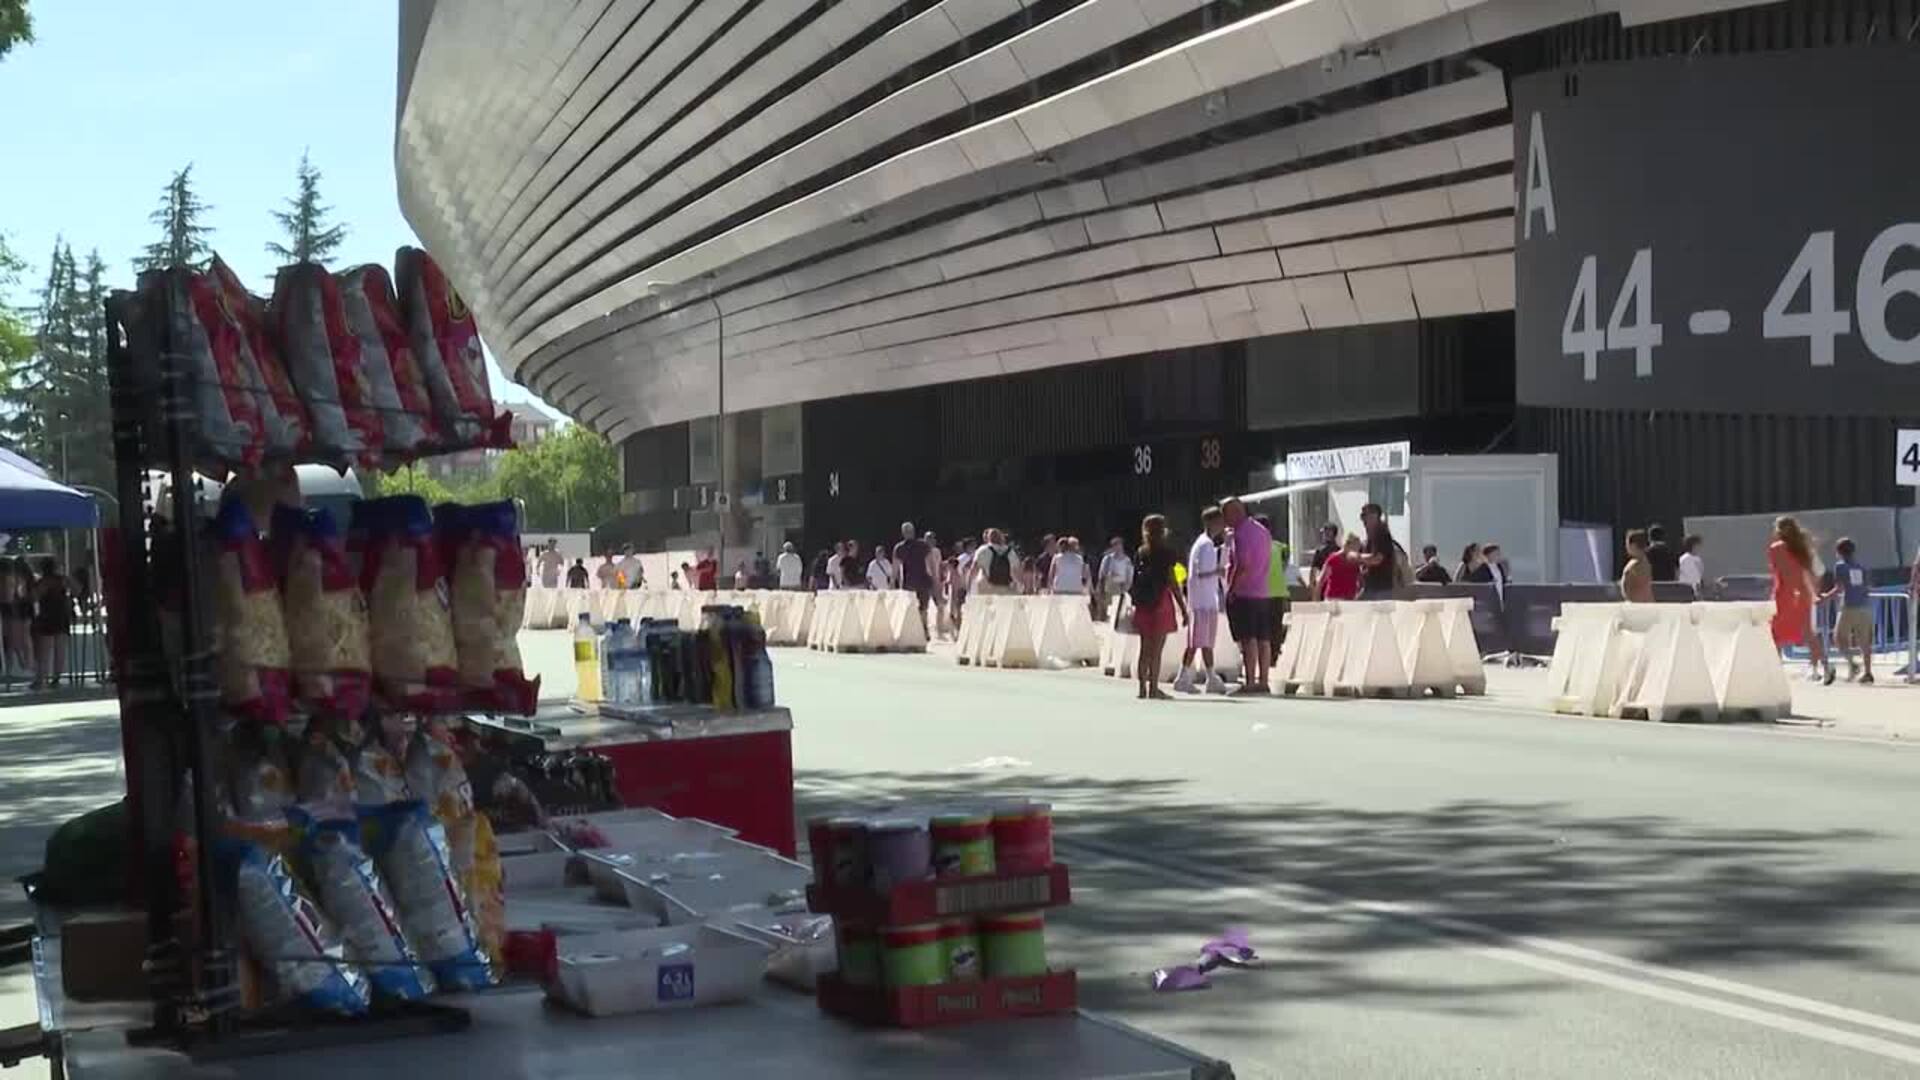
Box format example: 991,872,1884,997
42,947,1232,1080
470,703,796,857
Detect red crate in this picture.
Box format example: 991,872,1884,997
816,970,1078,1027
806,863,1071,924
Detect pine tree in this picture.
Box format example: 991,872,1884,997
0,233,35,452
0,0,32,62
4,241,112,489
266,151,347,265
138,163,214,271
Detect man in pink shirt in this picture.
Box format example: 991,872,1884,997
1222,498,1271,694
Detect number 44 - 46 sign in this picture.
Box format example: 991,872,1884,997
1899,429,1920,487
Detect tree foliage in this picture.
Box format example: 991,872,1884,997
494,424,618,533
138,164,214,271
0,0,31,62
266,151,348,265
0,237,110,491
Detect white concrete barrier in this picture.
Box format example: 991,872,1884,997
1278,598,1483,698
1545,600,1792,722
1332,601,1409,697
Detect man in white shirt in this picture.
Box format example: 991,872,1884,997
1676,534,1706,594
1176,507,1228,694
776,542,804,589
617,544,645,590
825,542,846,590
537,540,565,589
1048,537,1088,595
1096,536,1132,621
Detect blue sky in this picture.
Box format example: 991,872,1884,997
0,0,547,411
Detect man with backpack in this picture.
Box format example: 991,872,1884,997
972,529,1017,595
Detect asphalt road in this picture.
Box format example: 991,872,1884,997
744,645,1920,1080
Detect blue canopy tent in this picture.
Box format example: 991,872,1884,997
0,447,100,531
0,447,103,689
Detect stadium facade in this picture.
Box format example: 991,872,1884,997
397,0,1920,563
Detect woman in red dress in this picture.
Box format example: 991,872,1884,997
1127,514,1189,700
1768,516,1832,684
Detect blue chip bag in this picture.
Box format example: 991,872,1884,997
364,801,495,991
291,810,435,1001
223,838,371,1015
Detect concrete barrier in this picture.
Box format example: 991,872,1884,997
1546,600,1793,722
1279,599,1482,699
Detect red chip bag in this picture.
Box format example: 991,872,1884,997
143,267,265,469
273,504,371,718
353,496,459,712
212,499,291,725
394,247,510,451
274,263,382,466
338,265,436,459
209,257,308,458
433,503,539,715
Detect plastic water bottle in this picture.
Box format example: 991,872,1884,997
742,612,776,709
631,620,655,706
605,619,634,704
573,613,602,702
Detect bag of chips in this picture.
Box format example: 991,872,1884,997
338,264,436,460
141,267,265,470
363,800,495,991
354,496,458,712
394,247,510,450
436,502,540,714
212,500,291,726
273,262,382,466
289,810,435,1001
351,715,413,809
294,718,357,815
402,721,504,969
223,837,372,1015
274,504,371,718
209,256,308,458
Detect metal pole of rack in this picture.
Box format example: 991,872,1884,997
155,283,236,1037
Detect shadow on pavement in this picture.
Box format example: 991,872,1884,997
797,766,1920,1023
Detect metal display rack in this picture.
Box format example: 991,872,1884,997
100,286,472,1057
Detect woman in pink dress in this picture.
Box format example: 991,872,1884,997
1768,516,1832,684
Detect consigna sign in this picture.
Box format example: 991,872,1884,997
1285,440,1410,481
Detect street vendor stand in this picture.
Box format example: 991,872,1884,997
19,255,1235,1080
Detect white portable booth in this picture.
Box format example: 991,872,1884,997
1263,441,1561,584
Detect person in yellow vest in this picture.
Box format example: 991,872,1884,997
1254,514,1291,665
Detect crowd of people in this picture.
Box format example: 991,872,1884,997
0,555,79,689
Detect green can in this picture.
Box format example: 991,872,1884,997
981,912,1048,978
881,923,946,987
930,812,995,878
939,919,982,982
836,922,881,986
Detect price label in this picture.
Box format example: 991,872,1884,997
1898,429,1920,487
657,962,694,1003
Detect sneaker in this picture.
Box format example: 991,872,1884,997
1205,672,1228,695
1173,668,1197,694
1860,673,1875,686
1822,666,1836,686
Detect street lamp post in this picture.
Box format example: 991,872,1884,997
644,276,724,580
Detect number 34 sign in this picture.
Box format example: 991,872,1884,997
1899,429,1920,488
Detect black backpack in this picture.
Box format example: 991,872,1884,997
1128,551,1162,608
985,547,1013,586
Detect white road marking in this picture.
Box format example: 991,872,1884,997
1062,836,1920,1066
